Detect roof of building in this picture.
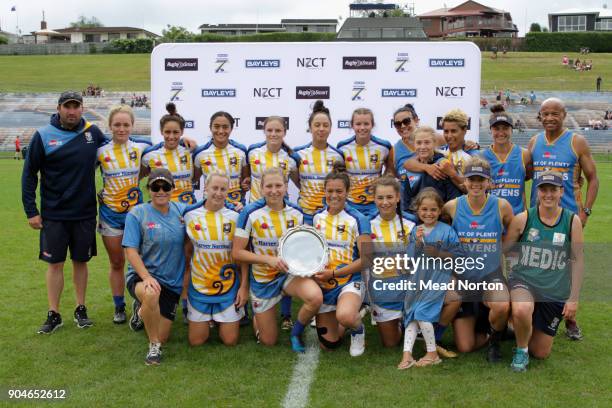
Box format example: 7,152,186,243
199,23,285,30
0,29,18,37
548,8,612,18
337,17,427,39
280,19,338,24
54,27,159,37
340,16,425,29
419,1,509,18
349,3,398,11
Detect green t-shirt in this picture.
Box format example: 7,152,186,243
512,207,574,301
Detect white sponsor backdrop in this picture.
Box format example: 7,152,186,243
151,42,481,148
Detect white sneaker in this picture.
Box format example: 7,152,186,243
349,328,366,357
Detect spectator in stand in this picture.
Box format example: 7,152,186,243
596,76,602,92
529,91,536,105
496,91,502,103
504,89,511,106
14,136,21,160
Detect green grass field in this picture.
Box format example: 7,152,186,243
1,157,611,407
0,54,150,92
0,52,610,92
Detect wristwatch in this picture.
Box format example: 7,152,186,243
583,207,592,216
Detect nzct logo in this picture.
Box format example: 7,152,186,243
343,56,377,70
253,87,282,99
435,86,466,97
170,82,184,101
352,81,366,101
215,53,229,73
429,58,465,68
395,53,410,72
256,116,289,130
245,59,280,68
201,89,236,97
297,57,327,69
381,89,417,98
165,58,198,71
295,86,330,99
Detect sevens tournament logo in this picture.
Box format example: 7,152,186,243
352,81,366,101
170,82,183,101
215,53,229,73
395,53,410,72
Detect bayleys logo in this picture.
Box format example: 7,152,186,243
352,81,366,101
381,89,417,98
170,82,184,101
245,59,280,68
215,53,229,73
202,89,236,97
395,53,410,72
429,58,465,68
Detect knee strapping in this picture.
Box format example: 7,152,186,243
316,326,343,349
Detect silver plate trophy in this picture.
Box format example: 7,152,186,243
278,225,328,277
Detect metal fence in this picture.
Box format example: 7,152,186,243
0,42,110,55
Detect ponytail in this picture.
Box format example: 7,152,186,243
159,102,185,130
324,161,350,191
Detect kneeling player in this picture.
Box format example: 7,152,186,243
504,171,583,372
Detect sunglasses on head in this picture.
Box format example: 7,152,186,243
150,182,172,193
393,118,411,128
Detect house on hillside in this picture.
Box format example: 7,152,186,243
418,0,518,38
548,8,612,32
33,24,159,44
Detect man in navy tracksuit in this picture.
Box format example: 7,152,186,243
22,91,107,334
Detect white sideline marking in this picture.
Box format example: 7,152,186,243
282,328,320,408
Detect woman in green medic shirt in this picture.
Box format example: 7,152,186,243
503,170,584,373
